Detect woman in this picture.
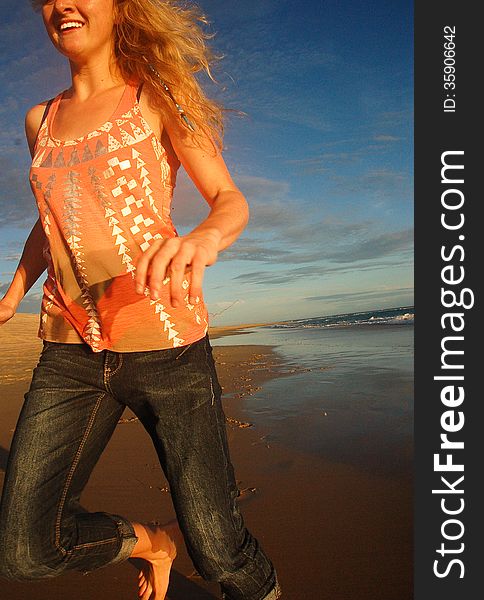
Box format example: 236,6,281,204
0,1,281,599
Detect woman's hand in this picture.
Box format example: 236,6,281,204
134,89,250,308
134,231,220,307
0,300,16,326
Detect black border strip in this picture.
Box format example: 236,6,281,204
415,3,481,598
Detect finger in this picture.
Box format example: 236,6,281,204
168,253,193,308
144,239,180,299
188,257,206,305
134,239,165,294
146,254,175,300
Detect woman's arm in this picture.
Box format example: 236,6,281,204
134,100,249,308
0,104,49,326
0,218,48,324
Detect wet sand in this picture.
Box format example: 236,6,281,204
0,314,412,599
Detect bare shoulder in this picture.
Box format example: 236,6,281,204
25,101,50,156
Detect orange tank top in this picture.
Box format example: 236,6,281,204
30,83,209,352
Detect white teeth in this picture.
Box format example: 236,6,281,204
60,22,84,31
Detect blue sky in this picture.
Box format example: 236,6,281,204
0,0,413,325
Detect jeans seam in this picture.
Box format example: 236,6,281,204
72,537,118,550
103,362,110,391
109,352,123,378
209,376,215,406
103,353,123,394
202,337,216,406
55,392,105,556
202,336,253,598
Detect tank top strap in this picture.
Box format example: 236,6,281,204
33,93,62,153
32,82,142,161
114,81,140,119
38,98,54,134
136,83,144,102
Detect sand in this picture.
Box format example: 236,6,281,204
0,314,412,600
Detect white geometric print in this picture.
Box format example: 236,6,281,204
130,214,155,235
148,297,185,347
32,148,46,169
108,134,123,153
111,175,137,198
103,155,160,256
140,231,163,252
42,174,56,236
121,194,143,217
40,249,58,336
132,147,164,221
63,171,102,349
90,166,135,276
151,136,162,161
30,84,207,352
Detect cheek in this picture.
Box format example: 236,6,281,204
86,0,115,16
97,15,117,41
42,13,58,44
41,7,50,25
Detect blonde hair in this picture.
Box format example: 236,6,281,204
32,0,225,149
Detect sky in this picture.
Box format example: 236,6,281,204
0,0,413,325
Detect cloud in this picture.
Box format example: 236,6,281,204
0,5,67,103
171,167,413,275
285,151,361,175
326,228,413,263
374,109,413,129
0,282,42,314
0,236,23,254
0,7,70,232
289,151,362,167
0,252,21,263
285,130,407,176
0,4,42,59
220,218,371,264
304,287,414,303
17,292,43,315
172,172,291,230
233,255,412,286
220,240,293,263
169,173,211,229
0,156,38,228
200,9,340,132
373,135,401,142
328,167,412,208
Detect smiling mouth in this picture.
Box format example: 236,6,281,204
59,22,85,32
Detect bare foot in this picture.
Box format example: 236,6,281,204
131,522,178,600
137,550,176,600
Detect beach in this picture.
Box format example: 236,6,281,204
0,313,413,600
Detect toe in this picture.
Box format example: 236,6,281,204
141,584,152,600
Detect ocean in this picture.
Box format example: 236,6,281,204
212,306,414,477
